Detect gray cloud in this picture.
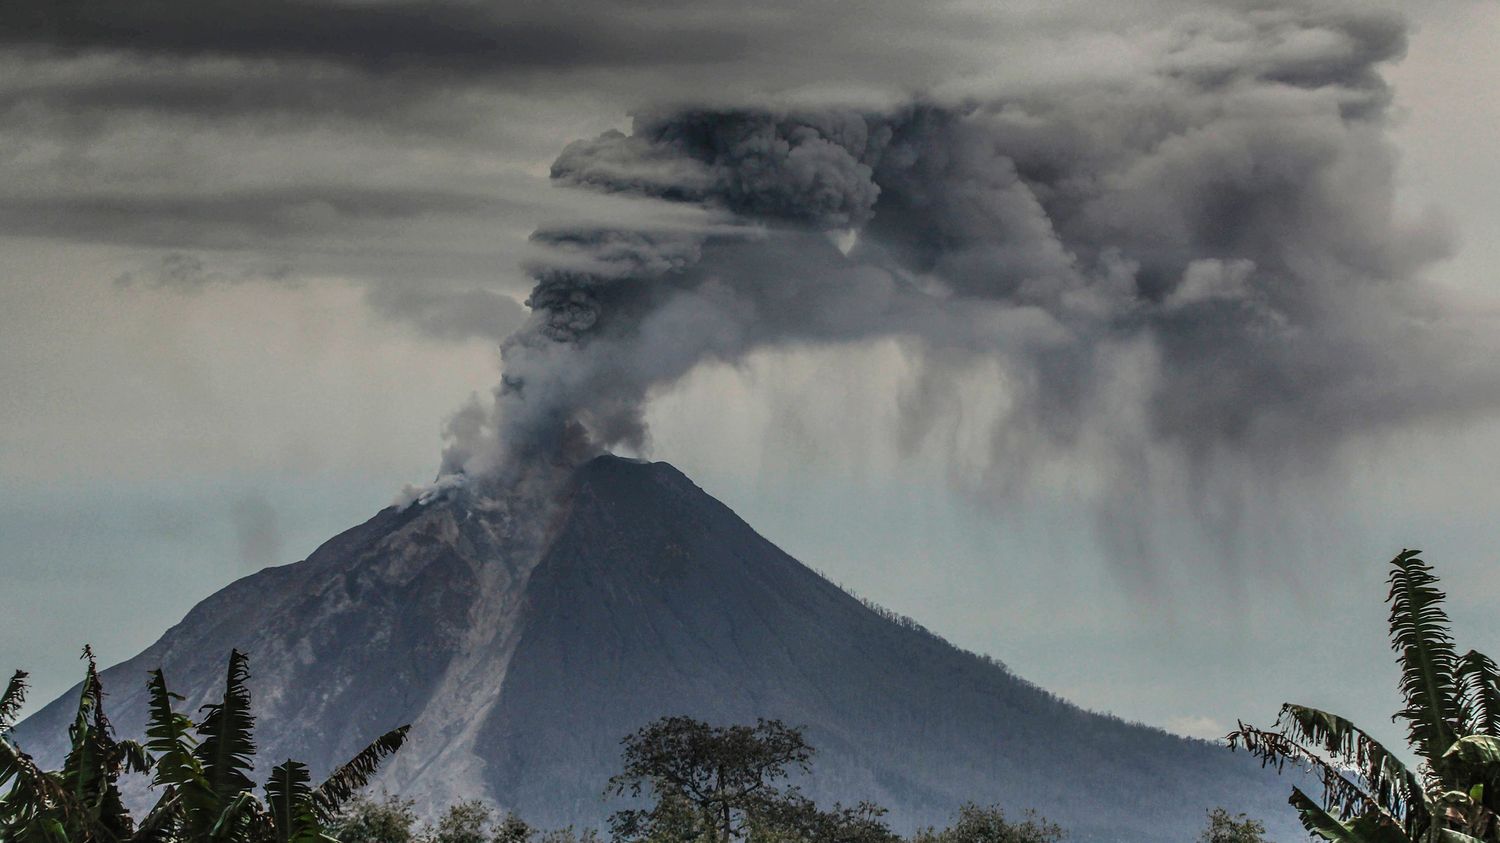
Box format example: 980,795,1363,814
365,283,526,344
113,251,293,290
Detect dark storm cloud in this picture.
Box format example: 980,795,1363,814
0,0,1126,338
1,0,746,74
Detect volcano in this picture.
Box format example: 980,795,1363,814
13,456,1297,841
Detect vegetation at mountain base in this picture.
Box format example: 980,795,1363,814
0,648,408,843
1195,808,1269,843
330,791,1069,843
598,714,1094,843
1229,549,1500,841
333,796,601,843
5,667,1093,843
909,804,1064,843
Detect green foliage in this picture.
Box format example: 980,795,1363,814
605,719,1062,843
329,795,417,843
910,804,1063,843
60,647,152,842
1228,549,1500,842
1459,654,1500,740
265,761,324,843
756,800,900,843
1,672,28,735
533,828,601,843
492,812,534,843
1387,551,1464,774
427,801,494,843
197,651,257,810
327,798,602,843
312,728,410,825
1197,808,1270,843
608,717,813,843
0,648,409,843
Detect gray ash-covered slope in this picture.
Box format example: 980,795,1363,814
15,456,1297,841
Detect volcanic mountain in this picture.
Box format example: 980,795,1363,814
13,456,1298,841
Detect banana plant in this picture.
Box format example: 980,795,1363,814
1,649,153,843
136,649,410,843
2,648,409,843
1229,550,1500,842
2,667,71,843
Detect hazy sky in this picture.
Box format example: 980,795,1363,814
2,0,1499,758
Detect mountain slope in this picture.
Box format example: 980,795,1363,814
13,456,1299,841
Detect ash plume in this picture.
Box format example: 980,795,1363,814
432,2,1497,546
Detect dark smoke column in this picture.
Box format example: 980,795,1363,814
437,111,893,486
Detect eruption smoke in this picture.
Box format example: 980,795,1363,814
429,2,1496,548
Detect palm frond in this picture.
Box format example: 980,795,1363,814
1289,787,1410,843
1387,549,1464,775
1277,704,1429,832
62,650,106,801
206,789,262,842
0,739,72,836
131,788,183,843
144,669,201,790
1229,721,1388,823
116,741,154,777
1,671,27,735
1288,787,1367,842
194,650,256,802
1458,651,1500,739
266,761,325,843
60,647,139,842
309,725,409,821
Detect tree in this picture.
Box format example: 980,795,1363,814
1,648,409,843
425,801,494,843
331,794,419,843
534,827,601,843
1228,549,1500,841
607,717,813,843
1196,808,1269,843
910,804,1064,843
493,811,534,843
752,799,899,843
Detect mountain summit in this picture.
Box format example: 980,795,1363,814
14,456,1296,841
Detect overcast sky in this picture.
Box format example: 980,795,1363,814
2,0,1499,755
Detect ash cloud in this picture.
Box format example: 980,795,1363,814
364,283,526,344
440,2,1499,544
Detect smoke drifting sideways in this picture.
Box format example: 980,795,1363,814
423,3,1497,554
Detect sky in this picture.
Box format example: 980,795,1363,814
2,0,1500,757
